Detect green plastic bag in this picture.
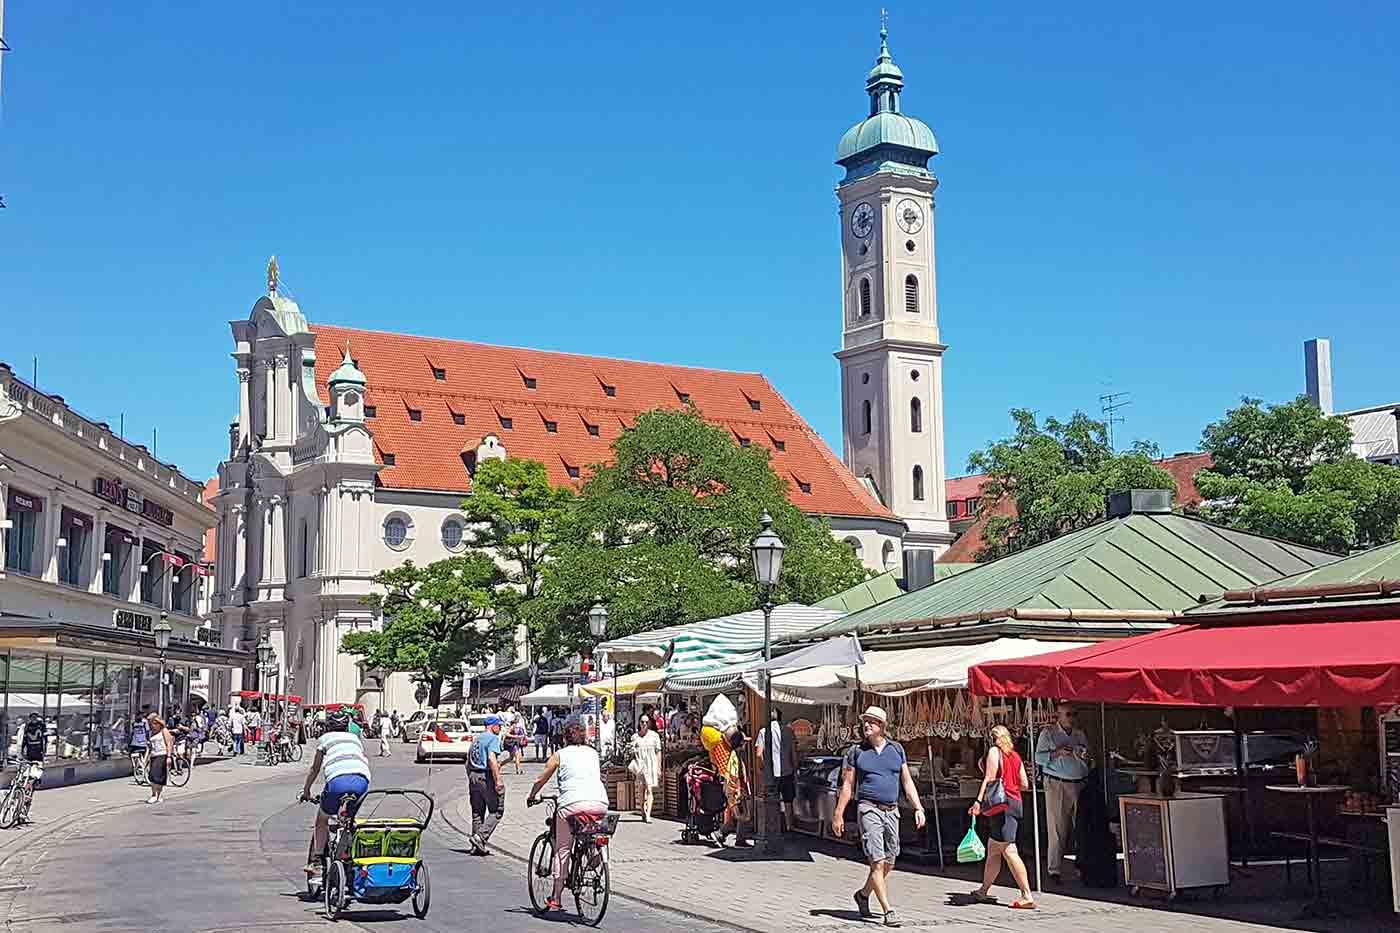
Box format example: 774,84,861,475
956,825,986,863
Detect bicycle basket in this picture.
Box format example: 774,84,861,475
575,811,621,836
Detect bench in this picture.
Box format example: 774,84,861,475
1270,831,1388,887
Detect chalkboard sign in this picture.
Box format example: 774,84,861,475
1385,719,1400,752
1123,800,1168,888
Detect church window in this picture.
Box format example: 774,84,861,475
408,407,422,422
910,398,922,433
859,278,872,317
844,537,863,559
298,519,309,578
905,275,919,314
912,466,925,501
861,373,870,385
882,541,896,572
383,516,408,548
453,412,465,425
364,406,377,419
441,517,465,551
905,239,916,253
862,400,872,435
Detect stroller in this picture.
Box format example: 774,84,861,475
679,760,728,845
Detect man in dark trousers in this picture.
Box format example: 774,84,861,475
466,714,506,855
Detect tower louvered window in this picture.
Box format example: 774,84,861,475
910,398,922,433
912,465,925,501
905,275,918,314
862,399,872,435
859,278,872,317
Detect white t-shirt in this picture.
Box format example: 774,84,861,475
557,745,608,810
379,717,393,739
229,710,246,734
318,730,372,781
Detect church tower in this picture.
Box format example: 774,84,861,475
835,23,953,575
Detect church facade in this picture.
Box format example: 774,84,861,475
210,31,951,705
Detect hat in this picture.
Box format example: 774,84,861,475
484,715,502,726
859,706,888,725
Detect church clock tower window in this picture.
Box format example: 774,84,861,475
911,398,922,433
859,279,872,318
905,275,919,314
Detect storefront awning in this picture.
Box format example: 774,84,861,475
577,668,665,698
968,618,1400,707
0,619,251,669
519,683,575,706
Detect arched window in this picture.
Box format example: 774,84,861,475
905,275,919,314
910,397,922,433
912,465,925,501
882,540,897,572
862,399,872,435
843,537,863,560
859,278,872,317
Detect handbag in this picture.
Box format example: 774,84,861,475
982,750,1007,808
627,757,643,777
956,824,986,863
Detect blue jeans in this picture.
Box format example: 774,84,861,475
234,734,245,755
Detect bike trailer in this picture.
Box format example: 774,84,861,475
349,818,424,904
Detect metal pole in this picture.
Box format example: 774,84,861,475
158,651,167,720
926,739,945,868
758,599,774,852
1028,696,1042,893
1101,702,1110,810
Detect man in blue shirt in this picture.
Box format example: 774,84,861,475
1035,702,1089,880
833,707,925,928
466,715,506,854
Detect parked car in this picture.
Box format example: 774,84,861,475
416,718,471,763
401,710,434,743
467,714,493,737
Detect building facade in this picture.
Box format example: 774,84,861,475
0,364,237,781
834,28,955,582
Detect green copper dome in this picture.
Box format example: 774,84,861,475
837,26,938,181
329,345,366,387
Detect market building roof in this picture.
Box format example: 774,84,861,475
1189,538,1400,620
311,325,895,522
786,504,1339,648
815,570,904,613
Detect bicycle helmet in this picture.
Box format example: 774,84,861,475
324,709,352,732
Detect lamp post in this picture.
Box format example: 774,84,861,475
154,611,172,718
750,511,785,853
588,598,608,757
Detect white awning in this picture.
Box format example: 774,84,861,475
596,603,846,668
518,683,576,707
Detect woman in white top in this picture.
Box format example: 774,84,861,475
145,713,173,804
527,722,609,913
629,715,662,822
299,709,372,876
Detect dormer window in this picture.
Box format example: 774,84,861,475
544,420,558,433
382,453,396,466
453,412,465,426
432,367,447,381
798,480,812,494
408,408,422,422
585,421,600,437
364,406,377,419
745,394,761,411
566,464,580,479
675,388,690,404
524,377,537,390
738,436,751,448
603,384,616,397
499,415,513,430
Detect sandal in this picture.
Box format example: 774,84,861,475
1010,899,1036,910
543,898,563,912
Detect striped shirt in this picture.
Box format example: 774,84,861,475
318,730,371,781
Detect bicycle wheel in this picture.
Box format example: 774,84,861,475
324,859,347,921
526,832,554,911
573,849,610,927
412,862,431,918
131,756,148,786
289,742,303,763
0,787,19,829
170,756,192,787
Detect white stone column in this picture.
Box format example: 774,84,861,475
131,530,146,602
162,540,175,609
236,368,252,447
262,359,276,442
268,495,286,584
42,489,62,582
232,503,247,596
273,355,290,443
89,510,107,595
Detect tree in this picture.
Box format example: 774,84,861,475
967,409,1176,560
459,457,575,688
532,407,871,655
343,556,508,708
1195,397,1400,552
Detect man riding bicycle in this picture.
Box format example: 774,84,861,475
527,721,609,913
299,709,372,877
21,714,47,768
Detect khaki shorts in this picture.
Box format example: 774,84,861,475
857,801,900,864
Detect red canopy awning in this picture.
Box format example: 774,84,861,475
968,618,1400,708
232,691,304,703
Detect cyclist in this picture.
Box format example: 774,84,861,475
21,713,47,768
526,721,608,913
298,709,371,877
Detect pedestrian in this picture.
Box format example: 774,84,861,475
1035,701,1088,882
506,715,528,774
391,710,402,741
466,714,507,855
128,705,151,773
377,710,393,758
526,721,609,915
832,706,926,928
145,713,174,804
533,709,550,763
628,715,662,822
598,711,615,760
968,724,1035,909
757,708,798,832
229,705,247,755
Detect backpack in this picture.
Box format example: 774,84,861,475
22,722,46,759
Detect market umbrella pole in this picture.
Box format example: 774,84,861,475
1028,696,1041,893
926,741,945,868
1101,702,1109,810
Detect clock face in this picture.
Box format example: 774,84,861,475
896,199,924,235
850,202,875,240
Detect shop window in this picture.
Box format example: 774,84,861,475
140,541,162,606
103,527,132,597
4,489,42,575
59,508,94,588
8,655,45,759
57,658,95,760
173,553,196,613
94,661,128,760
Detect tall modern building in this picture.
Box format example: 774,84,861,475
835,26,955,580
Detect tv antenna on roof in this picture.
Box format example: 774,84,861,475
1100,391,1131,451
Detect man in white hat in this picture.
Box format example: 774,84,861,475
833,706,925,928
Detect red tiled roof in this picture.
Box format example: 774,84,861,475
312,325,896,521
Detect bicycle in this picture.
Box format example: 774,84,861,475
526,794,614,926
168,741,194,788
277,733,304,764
0,761,43,828
130,749,150,786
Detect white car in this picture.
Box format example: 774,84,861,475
401,710,435,743
467,714,493,737
416,718,471,763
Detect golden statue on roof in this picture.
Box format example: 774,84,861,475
267,255,280,295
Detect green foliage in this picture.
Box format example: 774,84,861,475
1194,395,1400,552
460,457,575,677
344,556,508,707
967,409,1176,560
531,408,870,657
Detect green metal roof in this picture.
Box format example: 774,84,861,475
328,344,367,386
1190,539,1400,618
934,563,977,582
815,570,904,613
789,512,1339,643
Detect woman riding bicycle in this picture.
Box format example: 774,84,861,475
526,721,608,914
299,709,372,877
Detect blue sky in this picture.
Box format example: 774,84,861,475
2,2,1397,484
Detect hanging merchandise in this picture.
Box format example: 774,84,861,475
949,691,965,741
968,693,985,738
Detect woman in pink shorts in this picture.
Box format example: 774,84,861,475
526,721,610,913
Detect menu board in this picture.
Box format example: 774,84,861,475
1386,720,1400,801
1122,800,1168,888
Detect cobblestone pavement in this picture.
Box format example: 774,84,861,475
467,763,1386,933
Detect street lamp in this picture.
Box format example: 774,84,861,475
589,599,609,757
750,511,785,852
154,611,172,718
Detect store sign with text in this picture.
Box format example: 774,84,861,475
114,608,154,634
93,477,173,527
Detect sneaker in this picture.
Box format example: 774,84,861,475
883,909,902,928
146,795,157,804
853,890,873,919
